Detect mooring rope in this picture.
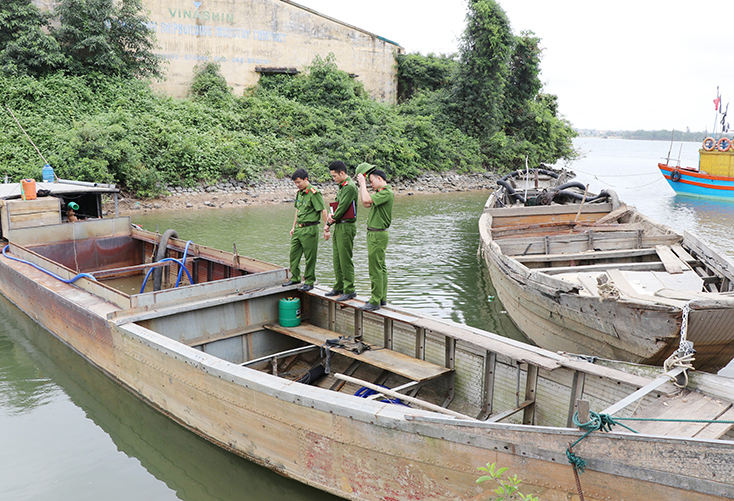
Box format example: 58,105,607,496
664,301,696,387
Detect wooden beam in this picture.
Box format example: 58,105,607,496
333,373,476,420
601,367,686,416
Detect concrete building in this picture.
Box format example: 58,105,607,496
32,0,403,102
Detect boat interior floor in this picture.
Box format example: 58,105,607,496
622,389,734,440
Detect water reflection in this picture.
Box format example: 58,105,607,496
0,295,338,501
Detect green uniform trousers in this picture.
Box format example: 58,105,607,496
331,222,356,294
366,230,389,305
289,225,319,285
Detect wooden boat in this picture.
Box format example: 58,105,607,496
659,136,734,200
2,179,734,500
479,170,734,373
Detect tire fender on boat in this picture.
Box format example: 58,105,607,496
717,137,732,152
670,169,682,182
703,137,715,151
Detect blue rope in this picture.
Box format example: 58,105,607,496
2,244,96,284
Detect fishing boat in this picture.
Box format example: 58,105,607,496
479,170,734,373
2,179,734,500
659,136,734,199
658,92,734,199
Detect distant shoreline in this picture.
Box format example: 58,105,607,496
104,171,500,216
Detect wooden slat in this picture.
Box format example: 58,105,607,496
264,323,452,383
694,407,734,440
514,247,658,263
655,245,684,274
629,390,731,438
537,261,665,275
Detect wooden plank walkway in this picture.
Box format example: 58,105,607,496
264,322,452,383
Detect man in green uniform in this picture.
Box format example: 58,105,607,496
324,161,358,302
283,168,327,292
356,163,394,311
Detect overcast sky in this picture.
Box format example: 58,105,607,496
300,0,734,132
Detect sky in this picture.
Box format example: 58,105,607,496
299,0,734,132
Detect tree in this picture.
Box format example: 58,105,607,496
396,52,457,103
451,0,514,140
450,0,576,170
52,0,162,79
0,0,67,77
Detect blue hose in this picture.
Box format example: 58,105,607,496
2,244,97,284
175,240,193,287
139,255,194,293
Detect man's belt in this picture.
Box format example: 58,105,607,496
335,219,356,224
367,227,388,232
297,221,319,228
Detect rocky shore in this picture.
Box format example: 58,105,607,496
107,171,501,215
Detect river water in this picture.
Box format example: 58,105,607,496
1,137,733,499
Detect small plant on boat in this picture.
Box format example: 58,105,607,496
476,462,539,501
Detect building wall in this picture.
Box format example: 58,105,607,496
34,0,403,102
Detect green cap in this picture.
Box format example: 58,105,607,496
355,162,376,177
68,202,79,211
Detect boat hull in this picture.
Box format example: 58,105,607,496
478,197,734,373
659,163,734,200
2,230,734,500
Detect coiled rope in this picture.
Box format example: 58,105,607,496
664,302,696,387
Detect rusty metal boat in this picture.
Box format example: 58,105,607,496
2,179,734,500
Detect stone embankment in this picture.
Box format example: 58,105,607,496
108,172,501,215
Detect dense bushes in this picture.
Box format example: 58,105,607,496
0,0,576,197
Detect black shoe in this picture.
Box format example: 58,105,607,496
380,300,387,306
359,302,380,312
325,289,342,297
282,280,299,287
298,283,314,292
336,292,357,302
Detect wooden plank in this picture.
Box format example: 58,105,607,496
487,202,613,220
670,243,698,265
332,373,474,420
694,406,734,440
264,323,452,382
514,247,658,263
538,261,665,275
591,205,634,226
487,399,534,422
601,367,685,416
630,390,730,438
655,245,684,274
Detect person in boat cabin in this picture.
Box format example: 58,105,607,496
283,168,327,292
356,163,394,312
324,161,359,302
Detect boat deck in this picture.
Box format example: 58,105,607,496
625,390,734,439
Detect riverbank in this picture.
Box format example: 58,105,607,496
105,171,501,215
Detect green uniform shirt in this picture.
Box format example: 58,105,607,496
332,178,358,222
366,184,393,229
295,184,325,224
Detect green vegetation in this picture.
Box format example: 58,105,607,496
476,462,539,501
0,0,577,197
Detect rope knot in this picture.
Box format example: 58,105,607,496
566,449,586,473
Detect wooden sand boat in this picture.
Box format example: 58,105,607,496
2,179,734,500
479,169,734,373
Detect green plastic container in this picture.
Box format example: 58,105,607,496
279,297,301,327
